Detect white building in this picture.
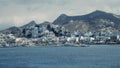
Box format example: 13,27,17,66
15,38,35,46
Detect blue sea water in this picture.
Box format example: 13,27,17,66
0,45,120,68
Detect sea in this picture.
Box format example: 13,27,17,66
0,45,120,68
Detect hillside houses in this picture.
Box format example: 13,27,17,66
1,21,120,47
0,33,15,47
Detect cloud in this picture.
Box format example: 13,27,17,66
0,0,120,30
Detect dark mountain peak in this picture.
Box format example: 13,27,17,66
53,10,120,33
94,10,106,13
59,14,68,17
38,21,51,26
53,14,68,25
53,10,111,25
0,26,22,36
88,10,108,16
83,10,116,20
28,20,36,25
21,20,37,29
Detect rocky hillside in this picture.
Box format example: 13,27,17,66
53,10,120,33
0,26,22,37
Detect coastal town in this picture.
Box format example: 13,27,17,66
0,21,120,47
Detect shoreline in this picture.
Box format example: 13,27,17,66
1,43,120,48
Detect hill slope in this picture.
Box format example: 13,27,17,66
53,10,120,32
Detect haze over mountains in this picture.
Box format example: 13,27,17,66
1,10,120,36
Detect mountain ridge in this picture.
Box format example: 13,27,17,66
53,10,120,33
1,10,120,36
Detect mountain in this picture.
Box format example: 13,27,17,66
53,10,120,33
20,20,37,29
0,20,69,38
0,26,22,37
38,21,51,28
1,10,120,36
53,14,68,25
0,21,37,37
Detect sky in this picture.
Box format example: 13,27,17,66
0,0,120,30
